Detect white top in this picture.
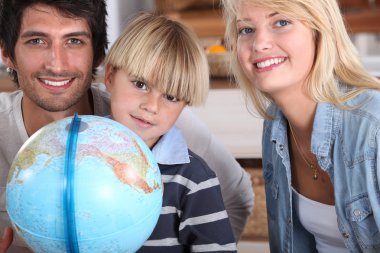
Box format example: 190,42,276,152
292,188,349,253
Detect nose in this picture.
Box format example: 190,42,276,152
252,29,273,52
140,91,160,114
45,42,68,73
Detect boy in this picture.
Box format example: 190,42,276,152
104,12,237,252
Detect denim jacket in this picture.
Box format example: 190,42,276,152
262,89,380,253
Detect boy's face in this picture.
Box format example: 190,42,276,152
1,4,94,112
105,67,186,148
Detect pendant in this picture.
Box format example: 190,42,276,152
313,170,318,180
310,164,318,180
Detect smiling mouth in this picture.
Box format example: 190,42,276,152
132,115,153,126
39,78,72,87
255,57,286,69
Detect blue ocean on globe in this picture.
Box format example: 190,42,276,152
6,115,163,253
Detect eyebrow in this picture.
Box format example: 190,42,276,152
268,12,279,18
20,31,91,39
236,11,279,23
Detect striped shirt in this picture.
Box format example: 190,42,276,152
137,127,237,253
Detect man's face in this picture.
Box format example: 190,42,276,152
5,4,94,112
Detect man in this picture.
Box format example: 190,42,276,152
0,1,254,252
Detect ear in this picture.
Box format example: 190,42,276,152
1,44,15,69
104,64,115,92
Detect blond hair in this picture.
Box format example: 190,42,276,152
222,0,380,118
105,12,209,106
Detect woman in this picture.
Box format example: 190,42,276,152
222,0,380,252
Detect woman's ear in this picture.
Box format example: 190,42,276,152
104,64,115,92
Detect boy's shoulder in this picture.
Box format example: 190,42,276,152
160,149,218,183
188,149,218,178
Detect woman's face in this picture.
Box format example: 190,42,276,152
236,4,316,99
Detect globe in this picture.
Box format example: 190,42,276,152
6,115,163,253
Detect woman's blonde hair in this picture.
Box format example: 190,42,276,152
105,12,209,106
222,0,380,118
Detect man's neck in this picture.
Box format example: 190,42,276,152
22,90,94,137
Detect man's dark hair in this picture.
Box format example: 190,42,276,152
0,0,108,83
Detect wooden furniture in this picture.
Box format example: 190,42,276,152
344,10,380,33
339,0,370,10
155,0,217,13
163,1,380,37
339,0,380,33
166,8,224,38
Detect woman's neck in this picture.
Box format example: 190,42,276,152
273,88,317,138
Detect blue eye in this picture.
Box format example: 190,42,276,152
276,20,289,27
238,27,254,35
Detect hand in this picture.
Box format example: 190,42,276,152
0,227,13,253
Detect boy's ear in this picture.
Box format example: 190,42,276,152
104,64,114,92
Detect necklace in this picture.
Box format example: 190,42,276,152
288,123,319,180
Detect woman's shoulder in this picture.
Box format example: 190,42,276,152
345,89,380,120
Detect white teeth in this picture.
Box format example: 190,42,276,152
256,58,285,68
43,79,70,86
